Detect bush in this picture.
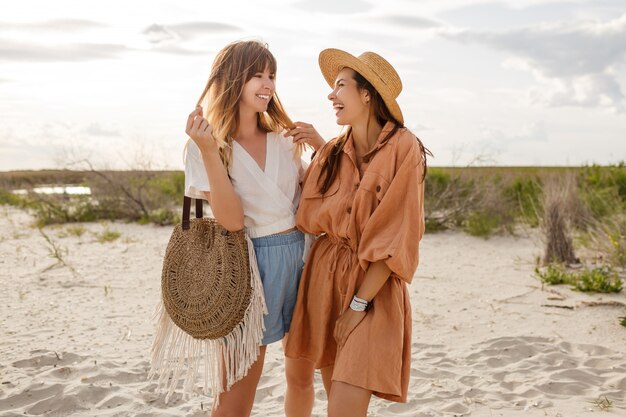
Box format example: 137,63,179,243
536,264,623,293
424,169,510,235
573,266,622,293
88,170,181,224
541,175,578,264
464,211,500,237
0,189,26,207
66,225,86,237
3,170,184,227
27,195,102,227
139,208,180,226
583,219,626,268
535,264,572,285
579,163,626,219
504,177,542,226
96,229,121,243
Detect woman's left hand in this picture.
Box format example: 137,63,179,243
284,121,325,151
334,308,366,347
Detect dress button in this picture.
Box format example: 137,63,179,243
376,185,381,192
347,207,352,214
355,182,360,189
362,156,370,163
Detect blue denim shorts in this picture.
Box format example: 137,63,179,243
252,229,304,345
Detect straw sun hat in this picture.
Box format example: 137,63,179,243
319,48,404,125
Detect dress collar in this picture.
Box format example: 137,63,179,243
342,121,397,163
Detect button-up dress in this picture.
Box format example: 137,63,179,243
285,122,426,402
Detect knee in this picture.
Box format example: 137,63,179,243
286,368,314,391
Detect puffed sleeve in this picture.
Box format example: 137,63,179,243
183,140,211,199
357,140,425,284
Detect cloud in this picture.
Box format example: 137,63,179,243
0,39,128,62
169,21,241,35
143,24,177,44
445,122,549,166
146,43,209,56
479,121,549,148
142,21,242,45
83,123,121,137
376,15,441,29
530,72,625,109
293,0,372,14
440,13,626,111
0,19,107,32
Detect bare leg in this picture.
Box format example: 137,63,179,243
327,381,372,417
320,365,333,396
284,355,315,417
211,346,267,417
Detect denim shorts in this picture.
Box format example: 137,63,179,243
252,229,304,345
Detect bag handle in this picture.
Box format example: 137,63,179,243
182,196,203,230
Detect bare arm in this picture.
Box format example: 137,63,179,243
333,260,391,346
355,260,392,301
200,152,244,231
186,107,244,231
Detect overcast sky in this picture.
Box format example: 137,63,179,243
1,0,625,170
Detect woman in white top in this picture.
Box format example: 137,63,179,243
184,40,324,417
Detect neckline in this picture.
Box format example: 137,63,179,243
233,133,269,173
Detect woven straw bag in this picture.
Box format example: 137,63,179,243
149,197,266,405
162,199,251,339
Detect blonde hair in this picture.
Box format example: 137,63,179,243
193,40,301,169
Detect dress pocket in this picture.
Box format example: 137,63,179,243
359,171,390,201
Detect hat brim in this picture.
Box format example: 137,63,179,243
319,48,404,125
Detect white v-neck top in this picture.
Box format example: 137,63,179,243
184,131,306,238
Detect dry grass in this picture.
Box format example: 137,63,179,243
38,227,78,277
541,174,579,265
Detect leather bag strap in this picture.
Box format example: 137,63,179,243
182,196,203,230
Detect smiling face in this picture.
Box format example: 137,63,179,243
239,65,275,114
327,67,370,126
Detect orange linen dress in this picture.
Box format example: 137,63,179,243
285,122,425,402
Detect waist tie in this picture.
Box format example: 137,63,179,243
321,235,355,276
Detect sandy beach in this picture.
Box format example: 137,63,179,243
1,205,625,417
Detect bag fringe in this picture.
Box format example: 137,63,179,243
148,234,267,408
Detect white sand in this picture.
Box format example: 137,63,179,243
0,206,625,417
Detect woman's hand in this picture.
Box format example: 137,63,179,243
284,121,325,151
185,106,218,154
334,308,366,347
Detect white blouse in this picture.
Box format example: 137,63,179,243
184,131,306,238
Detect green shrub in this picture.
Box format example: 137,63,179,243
0,189,26,207
573,266,622,293
464,211,500,237
148,172,185,199
535,264,572,285
29,196,102,227
579,163,626,219
536,264,622,293
505,176,542,226
620,316,626,328
424,219,447,233
139,208,180,226
425,168,451,191
602,221,626,267
66,225,86,237
96,229,121,243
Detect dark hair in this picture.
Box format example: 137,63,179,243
317,70,429,195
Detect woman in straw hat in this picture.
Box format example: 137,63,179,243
284,49,428,416
182,40,324,417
